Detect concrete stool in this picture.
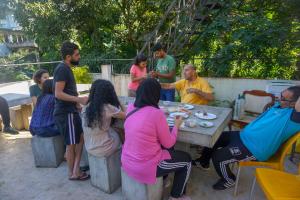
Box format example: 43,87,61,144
31,135,64,168
121,169,163,200
88,149,121,194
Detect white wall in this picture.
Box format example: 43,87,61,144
92,73,300,102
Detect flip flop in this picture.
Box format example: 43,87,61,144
69,172,90,181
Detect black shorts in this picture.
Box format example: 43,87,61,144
54,113,83,145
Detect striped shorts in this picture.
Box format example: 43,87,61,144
54,113,83,145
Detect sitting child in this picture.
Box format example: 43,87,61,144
82,79,125,157
30,79,60,137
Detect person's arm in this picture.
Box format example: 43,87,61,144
29,86,37,106
295,96,300,112
130,73,147,82
31,96,37,106
55,81,88,105
161,83,176,90
291,97,300,123
156,112,182,149
156,70,176,80
186,88,214,101
109,105,126,120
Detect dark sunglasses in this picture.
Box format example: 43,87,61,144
280,93,296,103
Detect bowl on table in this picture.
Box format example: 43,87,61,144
195,112,217,120
185,119,197,128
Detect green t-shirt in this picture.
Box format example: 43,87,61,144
29,84,42,97
156,55,176,83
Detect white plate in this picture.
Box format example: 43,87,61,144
198,121,214,128
183,104,194,110
195,112,217,120
169,112,189,119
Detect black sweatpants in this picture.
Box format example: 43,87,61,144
201,131,256,187
0,96,10,128
156,150,192,198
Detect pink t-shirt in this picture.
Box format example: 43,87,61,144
121,104,178,184
128,64,147,91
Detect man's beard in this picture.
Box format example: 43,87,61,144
70,60,80,66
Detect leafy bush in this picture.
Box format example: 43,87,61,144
72,66,93,84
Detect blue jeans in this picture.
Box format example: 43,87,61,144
160,89,175,101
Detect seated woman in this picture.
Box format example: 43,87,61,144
127,53,148,97
122,78,192,200
82,79,125,157
29,69,49,106
30,79,60,137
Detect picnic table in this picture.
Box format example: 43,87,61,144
116,96,232,148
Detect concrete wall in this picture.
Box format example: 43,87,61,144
92,73,300,102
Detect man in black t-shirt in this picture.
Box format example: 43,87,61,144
53,41,89,181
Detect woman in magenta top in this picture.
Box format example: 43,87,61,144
122,78,192,200
127,54,148,97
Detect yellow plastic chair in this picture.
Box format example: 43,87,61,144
234,132,300,196
249,165,300,200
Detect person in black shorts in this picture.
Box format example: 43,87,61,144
53,41,89,181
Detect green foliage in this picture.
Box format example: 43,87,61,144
9,0,300,79
0,49,38,83
72,66,93,84
185,0,300,79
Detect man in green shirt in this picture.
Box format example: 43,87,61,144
151,43,176,101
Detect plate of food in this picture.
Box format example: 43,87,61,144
198,121,214,128
183,104,194,110
195,112,217,120
169,112,189,119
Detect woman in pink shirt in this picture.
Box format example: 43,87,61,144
127,54,148,97
122,78,192,200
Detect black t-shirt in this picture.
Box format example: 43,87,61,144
53,62,78,115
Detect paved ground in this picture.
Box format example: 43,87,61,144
0,131,297,200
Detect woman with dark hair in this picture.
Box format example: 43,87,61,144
30,79,60,137
29,69,49,106
127,54,148,97
82,79,125,157
122,78,192,200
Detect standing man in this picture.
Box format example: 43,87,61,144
151,43,176,101
161,64,214,105
53,41,89,181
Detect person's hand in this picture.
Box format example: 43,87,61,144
150,71,158,78
77,96,88,105
186,88,200,94
142,74,148,79
76,103,83,112
295,96,300,112
174,116,183,128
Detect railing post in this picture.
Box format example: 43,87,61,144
101,64,112,81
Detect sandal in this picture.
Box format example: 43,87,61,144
69,172,90,181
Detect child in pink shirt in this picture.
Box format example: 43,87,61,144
128,54,147,97
122,78,192,200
